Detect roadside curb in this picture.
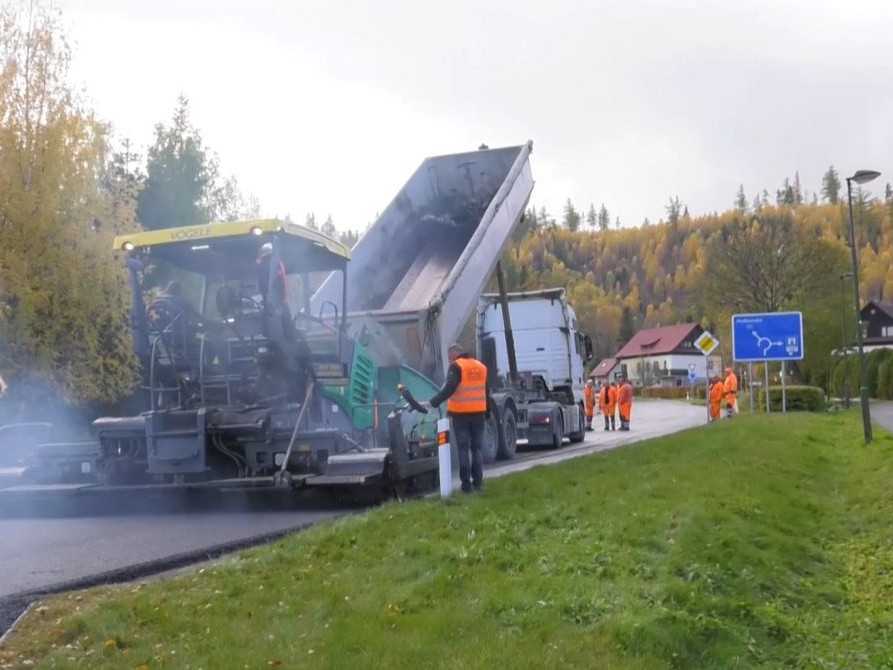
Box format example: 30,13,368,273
0,519,325,642
0,601,33,648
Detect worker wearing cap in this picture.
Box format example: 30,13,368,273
708,376,724,421
723,367,738,418
599,381,616,431
430,343,492,493
583,379,596,431
617,377,633,431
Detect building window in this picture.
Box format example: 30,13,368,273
884,325,893,338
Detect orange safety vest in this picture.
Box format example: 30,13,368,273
447,357,488,414
709,382,724,418
724,372,738,404
618,383,633,421
584,385,595,416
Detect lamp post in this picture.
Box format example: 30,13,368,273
839,272,853,409
846,169,881,444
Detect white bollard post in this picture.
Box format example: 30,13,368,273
437,417,452,498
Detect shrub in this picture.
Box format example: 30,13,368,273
866,349,893,398
757,385,825,412
878,359,893,400
830,356,859,399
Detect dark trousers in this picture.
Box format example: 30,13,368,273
604,414,615,430
452,413,485,490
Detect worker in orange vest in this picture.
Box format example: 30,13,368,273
430,343,492,493
723,367,738,418
583,379,596,431
618,378,633,431
708,376,724,421
599,381,617,431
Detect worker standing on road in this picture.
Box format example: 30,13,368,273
708,376,724,421
583,379,596,431
618,378,633,431
430,343,491,493
599,381,616,431
723,367,738,418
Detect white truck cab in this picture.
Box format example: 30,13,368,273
476,288,593,451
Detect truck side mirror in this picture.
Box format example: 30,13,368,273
584,335,594,361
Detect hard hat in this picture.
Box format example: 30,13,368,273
259,242,273,256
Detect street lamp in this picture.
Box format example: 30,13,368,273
846,169,882,443
839,272,853,409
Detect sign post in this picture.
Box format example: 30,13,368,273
748,362,754,413
781,360,787,413
732,312,804,415
694,330,720,423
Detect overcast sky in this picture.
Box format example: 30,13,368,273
60,0,893,231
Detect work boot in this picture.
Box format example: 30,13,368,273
461,482,473,494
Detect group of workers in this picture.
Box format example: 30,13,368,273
429,344,639,494
583,378,633,432
708,367,738,421
429,343,741,494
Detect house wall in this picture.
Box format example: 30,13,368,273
619,354,710,386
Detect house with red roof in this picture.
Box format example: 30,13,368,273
590,357,619,383
612,323,714,387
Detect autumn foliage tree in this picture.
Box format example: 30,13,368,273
0,2,138,410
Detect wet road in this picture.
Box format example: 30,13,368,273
0,400,703,625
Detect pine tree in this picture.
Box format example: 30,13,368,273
751,194,762,213
793,171,803,205
619,306,635,343
666,196,682,227
597,204,610,232
642,217,651,227
821,165,841,204
321,215,336,237
562,198,581,231
615,216,621,229
735,185,748,213
304,213,318,230
777,179,795,206
586,203,597,228
138,96,216,229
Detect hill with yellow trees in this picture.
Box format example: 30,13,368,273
498,185,893,390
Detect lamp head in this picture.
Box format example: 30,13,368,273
849,170,881,185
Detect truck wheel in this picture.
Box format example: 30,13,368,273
496,408,518,460
551,414,564,449
568,404,586,443
482,414,499,464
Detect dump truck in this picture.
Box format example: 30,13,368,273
477,288,594,456
0,142,540,500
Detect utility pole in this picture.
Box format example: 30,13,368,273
846,170,881,443
839,272,852,408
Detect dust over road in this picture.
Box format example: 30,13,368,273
0,399,704,633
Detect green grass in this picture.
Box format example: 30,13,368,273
4,412,893,669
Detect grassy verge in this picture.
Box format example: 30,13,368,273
4,412,893,669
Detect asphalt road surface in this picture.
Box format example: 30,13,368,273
0,399,704,633
871,401,893,435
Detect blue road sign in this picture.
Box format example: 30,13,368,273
732,312,804,362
